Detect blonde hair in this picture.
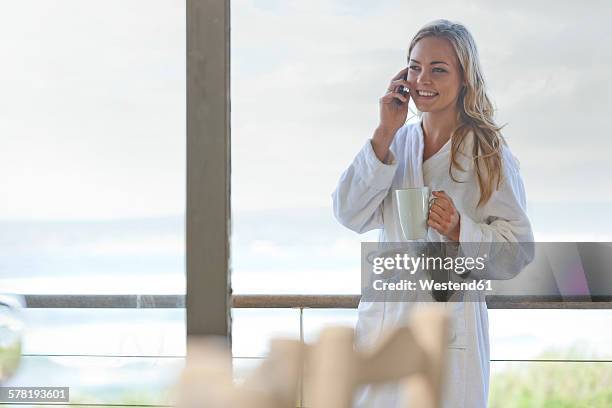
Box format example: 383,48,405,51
408,19,507,207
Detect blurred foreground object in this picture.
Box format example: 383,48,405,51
0,294,24,383
174,304,449,408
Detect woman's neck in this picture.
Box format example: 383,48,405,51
422,110,460,145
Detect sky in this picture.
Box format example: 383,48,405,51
0,0,185,220
230,0,612,212
0,0,611,222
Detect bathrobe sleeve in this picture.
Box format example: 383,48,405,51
457,147,535,280
331,137,399,234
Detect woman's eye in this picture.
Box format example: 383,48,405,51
409,66,446,73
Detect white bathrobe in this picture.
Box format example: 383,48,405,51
331,118,534,407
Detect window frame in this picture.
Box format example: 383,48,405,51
186,0,232,342
17,0,612,346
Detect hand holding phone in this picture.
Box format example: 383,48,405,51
378,67,410,135
394,70,409,105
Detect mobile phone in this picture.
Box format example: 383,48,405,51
394,70,409,105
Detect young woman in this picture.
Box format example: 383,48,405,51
332,20,534,407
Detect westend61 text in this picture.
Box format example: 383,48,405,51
372,279,493,292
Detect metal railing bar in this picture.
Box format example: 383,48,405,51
21,354,185,359
21,294,612,309
19,354,612,363
298,307,304,408
23,354,268,360
23,295,185,309
490,359,612,363
0,404,171,407
232,295,359,309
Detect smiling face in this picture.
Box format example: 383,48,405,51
407,36,465,114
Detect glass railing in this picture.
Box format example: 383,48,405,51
3,294,610,407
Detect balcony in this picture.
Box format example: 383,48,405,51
3,294,611,407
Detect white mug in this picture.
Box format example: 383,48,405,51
395,187,435,240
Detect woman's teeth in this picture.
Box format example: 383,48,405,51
417,90,438,97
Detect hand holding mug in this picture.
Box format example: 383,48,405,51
428,191,461,241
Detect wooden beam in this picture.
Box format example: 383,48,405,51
186,0,231,341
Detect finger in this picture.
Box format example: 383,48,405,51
433,190,455,206
431,196,450,212
388,79,411,90
435,200,456,218
392,66,409,80
382,92,408,104
382,91,408,103
427,218,444,234
435,190,453,203
430,210,452,229
388,85,410,97
429,204,450,222
428,212,444,225
432,192,453,211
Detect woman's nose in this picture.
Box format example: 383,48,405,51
417,71,432,83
